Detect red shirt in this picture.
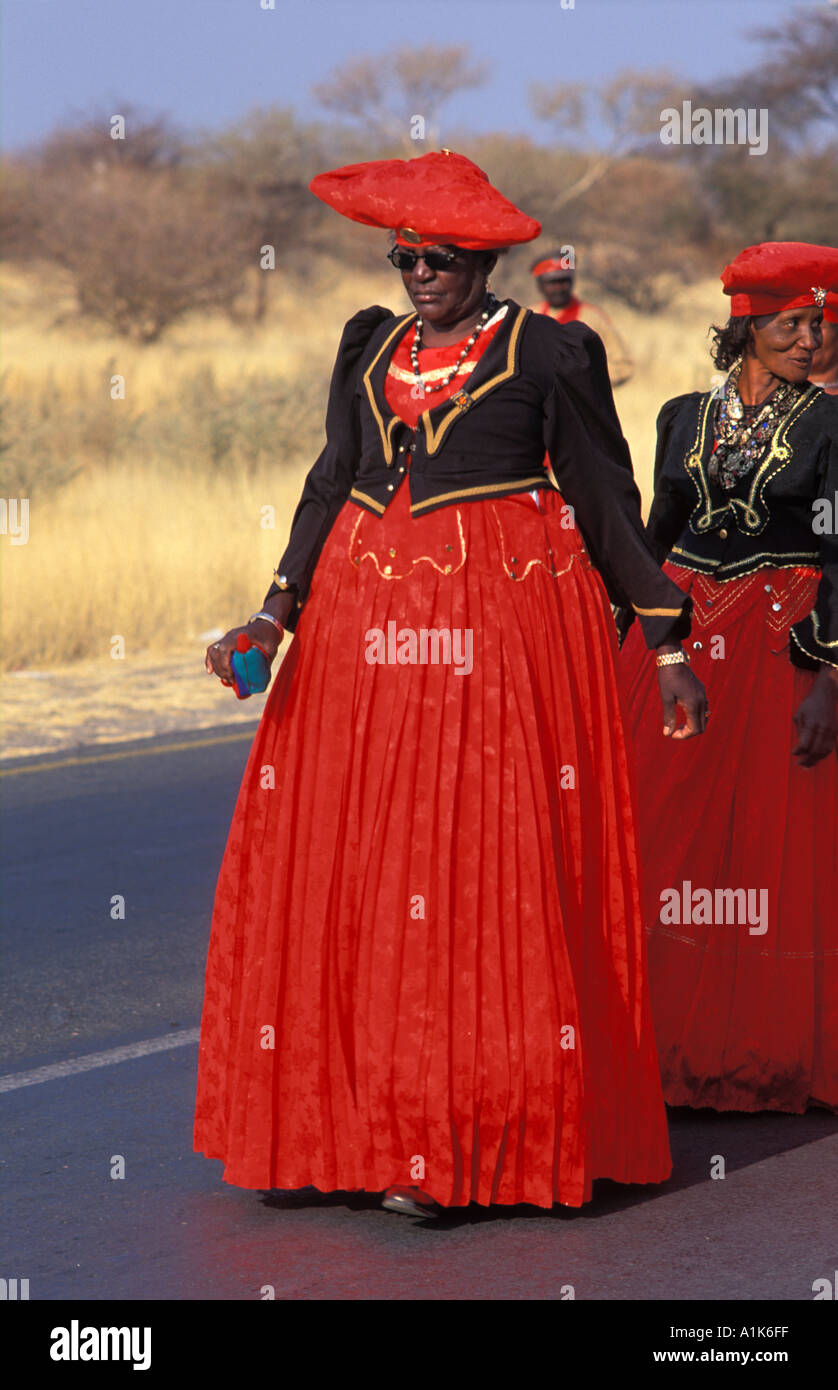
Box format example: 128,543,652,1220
384,310,507,429
536,295,583,323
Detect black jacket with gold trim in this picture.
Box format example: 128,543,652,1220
642,386,838,669
265,299,692,647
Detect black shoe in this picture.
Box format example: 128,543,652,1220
381,1185,442,1218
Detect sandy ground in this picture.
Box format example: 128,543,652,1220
0,634,282,760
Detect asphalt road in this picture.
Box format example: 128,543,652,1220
2,728,837,1301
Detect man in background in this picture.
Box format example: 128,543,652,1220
530,250,634,387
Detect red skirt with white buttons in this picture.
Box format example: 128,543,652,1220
620,561,838,1113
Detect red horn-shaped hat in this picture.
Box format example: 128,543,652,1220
309,150,541,251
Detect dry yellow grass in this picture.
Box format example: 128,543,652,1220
0,258,399,389
1,260,729,675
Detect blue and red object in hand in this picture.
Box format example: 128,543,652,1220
229,633,272,699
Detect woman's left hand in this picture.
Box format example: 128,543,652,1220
657,663,708,740
792,668,838,767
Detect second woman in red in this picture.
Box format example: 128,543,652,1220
620,241,838,1115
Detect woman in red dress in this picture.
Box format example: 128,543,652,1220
620,242,838,1114
194,151,706,1216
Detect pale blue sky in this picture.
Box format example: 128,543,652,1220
1,0,812,152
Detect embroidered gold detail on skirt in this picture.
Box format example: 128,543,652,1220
490,503,590,581
671,565,820,636
347,507,467,578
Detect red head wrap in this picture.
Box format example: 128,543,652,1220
308,150,541,251
721,241,838,317
824,292,838,326
531,257,574,278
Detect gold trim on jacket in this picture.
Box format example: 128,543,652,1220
362,314,416,465
685,387,822,537
420,307,527,456
361,305,529,467
410,474,549,515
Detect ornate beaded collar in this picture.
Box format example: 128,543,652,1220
709,358,808,491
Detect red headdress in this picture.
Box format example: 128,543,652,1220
308,150,541,251
824,292,838,326
721,242,838,317
531,256,574,278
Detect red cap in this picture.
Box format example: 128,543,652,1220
824,292,838,326
721,241,838,317
531,257,574,278
309,150,541,251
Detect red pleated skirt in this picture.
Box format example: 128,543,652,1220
620,561,838,1113
193,482,672,1207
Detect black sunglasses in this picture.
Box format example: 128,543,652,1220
387,246,464,272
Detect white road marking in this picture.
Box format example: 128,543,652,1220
0,1029,201,1093
0,729,256,777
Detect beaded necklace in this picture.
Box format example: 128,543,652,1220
709,358,806,490
410,293,500,393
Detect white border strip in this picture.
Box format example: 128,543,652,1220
0,1029,200,1093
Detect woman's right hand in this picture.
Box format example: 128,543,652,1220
792,666,838,767
205,594,293,685
205,625,272,685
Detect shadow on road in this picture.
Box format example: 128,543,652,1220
257,1103,838,1229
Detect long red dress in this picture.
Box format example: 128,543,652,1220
193,313,673,1207
621,561,838,1112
